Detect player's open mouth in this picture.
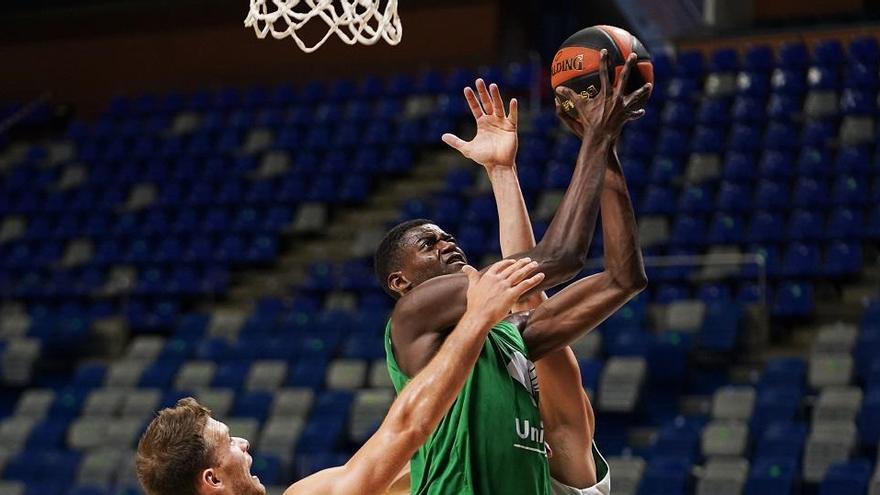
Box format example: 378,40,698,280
446,253,465,264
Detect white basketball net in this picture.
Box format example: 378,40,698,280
244,0,402,53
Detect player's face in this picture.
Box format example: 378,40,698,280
398,223,468,289
204,418,266,495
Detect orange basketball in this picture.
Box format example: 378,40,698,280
551,25,654,117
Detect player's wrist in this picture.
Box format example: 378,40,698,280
486,164,518,182
460,307,498,330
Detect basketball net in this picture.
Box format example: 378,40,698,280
244,0,402,53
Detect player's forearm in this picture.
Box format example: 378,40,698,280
391,311,493,437
598,148,647,292
526,132,612,285
488,166,536,257
346,311,494,490
487,167,546,311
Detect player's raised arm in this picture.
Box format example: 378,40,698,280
522,53,650,360
284,259,544,495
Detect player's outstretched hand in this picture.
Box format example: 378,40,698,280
462,258,544,325
441,79,518,170
555,50,652,140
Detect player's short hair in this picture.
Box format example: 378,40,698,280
136,397,217,495
374,218,433,298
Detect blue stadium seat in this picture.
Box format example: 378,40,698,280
757,421,808,460
767,93,802,120
792,178,829,208
642,185,677,215
729,124,763,153
831,174,870,206
759,150,795,179
676,50,705,77
716,181,752,213
781,242,821,277
818,460,872,495
779,42,809,69
801,120,837,147
233,391,274,422
824,241,862,276
670,215,706,246
797,146,832,178
813,39,845,66
678,185,715,213
858,386,880,446
745,45,774,72
745,457,797,495
754,180,790,211
840,88,876,115
844,63,879,90
732,96,766,123
746,211,785,243
738,71,770,97
663,101,696,128
765,122,800,151
807,66,840,90
772,282,814,317
639,456,691,495
849,36,880,64
723,152,758,182
786,209,824,241
707,213,744,244
697,98,731,126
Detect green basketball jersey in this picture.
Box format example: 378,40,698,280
385,319,552,495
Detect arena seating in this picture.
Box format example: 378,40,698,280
0,36,879,495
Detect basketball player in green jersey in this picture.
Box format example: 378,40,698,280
376,49,650,494
444,51,647,492
135,258,545,495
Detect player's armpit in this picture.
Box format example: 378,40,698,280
522,271,644,361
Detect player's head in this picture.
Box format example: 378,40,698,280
374,218,468,299
136,397,265,495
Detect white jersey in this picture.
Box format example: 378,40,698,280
550,442,610,495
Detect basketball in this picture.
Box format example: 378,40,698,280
551,25,654,117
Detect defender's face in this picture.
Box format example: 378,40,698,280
397,223,468,290
204,418,266,495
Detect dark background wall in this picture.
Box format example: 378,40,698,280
0,1,501,115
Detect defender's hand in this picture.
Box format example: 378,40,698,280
462,258,544,325
442,79,519,170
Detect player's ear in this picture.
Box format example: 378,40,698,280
200,467,223,491
388,271,412,296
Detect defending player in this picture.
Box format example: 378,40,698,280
135,258,545,495
375,49,649,494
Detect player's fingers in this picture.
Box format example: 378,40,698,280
441,133,469,152
509,97,518,125
555,85,577,100
487,258,517,276
475,78,493,115
509,260,540,285
462,264,479,286
626,109,646,121
499,257,532,278
463,87,483,120
511,272,545,296
623,82,652,109
489,83,505,117
598,49,610,98
616,53,637,98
